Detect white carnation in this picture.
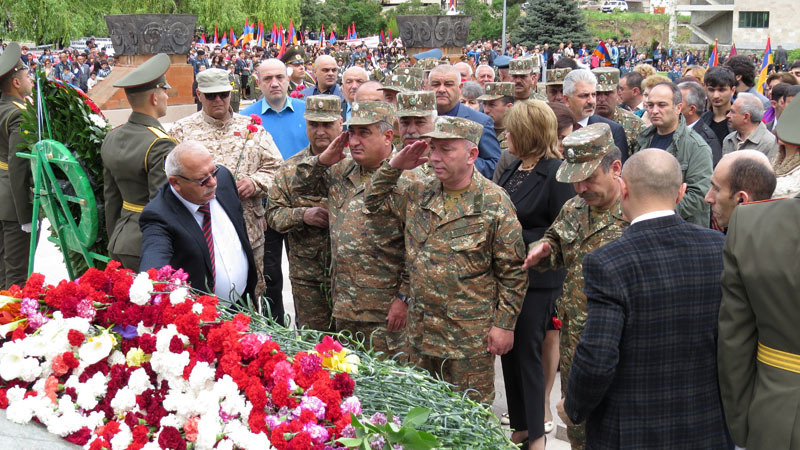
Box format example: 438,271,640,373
110,423,133,450
196,415,222,450
169,287,189,306
75,371,108,410
150,350,190,383
128,367,153,395
215,439,234,450
110,387,137,414
225,420,274,450
89,113,108,129
189,362,215,392
129,272,154,306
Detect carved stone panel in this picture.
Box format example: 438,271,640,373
105,14,197,55
396,16,472,49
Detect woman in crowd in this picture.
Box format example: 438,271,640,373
460,81,483,111
497,100,575,450
773,119,800,198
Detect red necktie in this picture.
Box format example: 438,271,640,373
198,203,215,289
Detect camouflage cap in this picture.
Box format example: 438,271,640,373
592,67,620,92
556,123,616,183
379,74,423,93
343,100,396,126
415,58,439,71
545,68,572,86
509,57,533,75
438,56,451,65
422,116,483,146
196,68,233,93
394,67,424,80
304,95,342,122
478,82,514,101
396,91,436,117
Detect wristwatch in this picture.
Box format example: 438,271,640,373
396,294,411,305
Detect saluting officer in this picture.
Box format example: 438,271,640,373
101,53,177,272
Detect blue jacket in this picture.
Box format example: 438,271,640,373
441,103,501,179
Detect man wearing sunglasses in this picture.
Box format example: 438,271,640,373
102,53,178,273
0,42,35,289
169,68,283,315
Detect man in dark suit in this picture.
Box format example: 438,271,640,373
557,148,732,449
140,141,257,303
679,80,723,167
428,64,501,178
562,69,629,163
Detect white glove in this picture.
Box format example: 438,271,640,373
20,223,32,233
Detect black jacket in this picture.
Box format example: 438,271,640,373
689,118,723,167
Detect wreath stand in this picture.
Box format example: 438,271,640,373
17,76,109,280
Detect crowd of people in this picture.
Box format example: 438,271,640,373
1,33,799,450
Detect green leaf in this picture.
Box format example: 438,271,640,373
403,406,431,428
336,437,364,446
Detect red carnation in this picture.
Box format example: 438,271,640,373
552,317,562,330
232,313,250,332
138,333,157,353
68,329,85,346
63,352,80,369
157,426,186,450
286,432,313,450
88,438,110,450
21,273,47,299
250,114,262,125
0,389,8,409
332,372,355,397
246,123,258,134
65,427,92,445
169,335,185,353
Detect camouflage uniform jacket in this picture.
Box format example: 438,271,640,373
496,128,508,152
529,90,548,101
169,109,284,250
266,146,330,285
291,153,413,323
612,106,643,155
365,163,528,359
533,195,628,341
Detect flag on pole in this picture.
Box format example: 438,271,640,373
220,30,228,47
278,24,284,47
448,0,456,12
729,43,737,58
592,40,612,66
214,25,218,44
708,39,719,67
329,30,336,44
352,22,356,39
289,19,297,45
756,37,772,95
199,33,206,44
230,27,237,46
278,38,287,59
319,24,325,47
380,30,385,42
388,29,392,42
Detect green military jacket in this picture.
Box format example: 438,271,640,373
611,106,644,156
0,95,32,224
636,116,712,227
292,153,414,323
719,196,800,449
533,196,628,344
266,147,330,285
100,111,176,258
365,163,528,359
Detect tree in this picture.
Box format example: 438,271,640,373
512,0,590,47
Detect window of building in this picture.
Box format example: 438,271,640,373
739,11,769,28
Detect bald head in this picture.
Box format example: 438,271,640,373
354,81,384,102
716,150,776,201
622,148,684,205
165,141,212,177
343,66,369,104
313,55,339,91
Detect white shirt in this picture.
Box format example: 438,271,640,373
170,186,249,301
686,118,699,129
578,117,590,128
630,209,675,225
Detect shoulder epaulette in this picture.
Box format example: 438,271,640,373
11,101,25,110
144,127,177,174
742,197,786,205
146,126,177,142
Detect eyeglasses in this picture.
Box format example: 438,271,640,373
204,91,230,100
176,165,221,187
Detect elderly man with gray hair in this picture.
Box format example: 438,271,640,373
722,92,779,159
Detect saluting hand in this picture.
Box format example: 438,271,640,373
389,140,428,170
318,131,350,166
522,242,552,269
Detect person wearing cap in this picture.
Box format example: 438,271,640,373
379,74,423,106
545,68,571,103
428,64,501,179
267,95,343,332
592,67,644,156
371,57,390,83
771,96,800,198
100,53,177,273
494,54,512,82
361,115,527,405
281,45,315,95
509,57,545,102
292,100,417,360
169,68,284,308
478,81,515,155
718,96,800,450
522,123,628,450
395,91,436,176
558,148,732,450
636,82,712,227
226,63,241,113
301,55,344,102
0,43,34,288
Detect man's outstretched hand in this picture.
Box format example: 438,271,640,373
318,131,350,166
523,242,552,269
389,140,429,170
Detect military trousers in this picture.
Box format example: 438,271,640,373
559,309,586,450
291,279,334,333
412,352,495,405
1,221,31,289
335,319,409,363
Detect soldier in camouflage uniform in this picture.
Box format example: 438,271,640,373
291,101,415,360
266,95,342,332
544,68,572,103
522,123,628,450
592,67,643,156
361,116,528,404
378,73,423,105
478,82,515,154
394,91,436,176
510,57,547,102
169,68,284,299
371,57,390,83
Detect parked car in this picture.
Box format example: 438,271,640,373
602,0,629,13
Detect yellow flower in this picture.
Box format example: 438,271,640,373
125,347,150,367
321,349,360,374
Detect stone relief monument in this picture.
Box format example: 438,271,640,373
105,14,197,55
396,15,472,49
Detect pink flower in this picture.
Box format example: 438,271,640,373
240,333,270,359
302,422,329,444
271,360,295,384
341,396,362,416
76,299,96,319
184,417,199,442
314,335,343,355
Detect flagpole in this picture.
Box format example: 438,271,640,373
501,0,507,55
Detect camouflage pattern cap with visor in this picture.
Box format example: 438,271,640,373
415,58,439,71
343,100,396,126
396,91,436,117
113,53,172,93
509,57,534,75
545,68,572,86
304,95,343,122
394,67,424,80
422,116,483,146
592,67,620,93
556,123,617,183
478,82,514,101
379,74,423,93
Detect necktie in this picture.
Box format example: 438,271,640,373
574,123,583,131
198,203,215,289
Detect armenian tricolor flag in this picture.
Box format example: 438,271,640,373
756,37,772,95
